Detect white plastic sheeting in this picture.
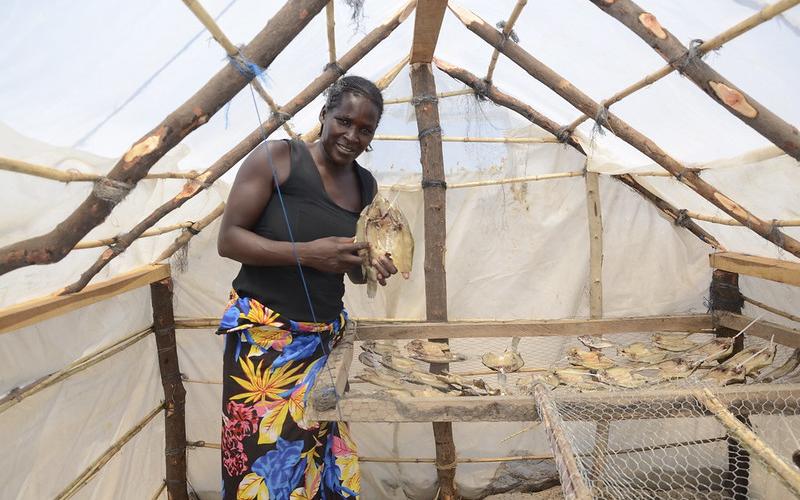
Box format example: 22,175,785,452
1,0,799,498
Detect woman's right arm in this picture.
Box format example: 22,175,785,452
217,141,367,273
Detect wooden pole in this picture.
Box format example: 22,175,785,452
589,0,800,162
0,156,201,183
448,3,800,259
743,295,800,324
709,269,748,499
433,58,725,251
180,0,299,139
485,0,527,82
150,278,188,500
153,202,225,263
564,0,800,134
0,0,328,276
373,134,558,143
326,1,336,64
695,388,800,497
58,1,416,294
585,170,603,318
410,61,457,500
384,88,473,105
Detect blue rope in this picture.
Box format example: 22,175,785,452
72,0,240,148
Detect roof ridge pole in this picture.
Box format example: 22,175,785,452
0,0,328,276
410,60,456,500
180,0,298,138
484,0,527,82
588,0,800,161
448,3,800,258
563,0,800,135
57,1,416,294
432,58,725,250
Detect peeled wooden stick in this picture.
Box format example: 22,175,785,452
564,0,800,134
326,1,336,64
742,295,800,323
449,2,800,258
590,0,800,162
0,156,199,182
384,88,473,105
0,0,328,276
373,134,558,143
181,0,298,138
58,1,416,294
75,222,193,250
485,0,527,81
695,388,800,496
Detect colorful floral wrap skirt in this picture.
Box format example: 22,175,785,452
217,293,359,499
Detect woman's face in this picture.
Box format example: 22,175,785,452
319,92,380,167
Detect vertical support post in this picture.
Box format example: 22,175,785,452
150,277,189,500
709,269,748,499
410,62,457,500
585,171,603,319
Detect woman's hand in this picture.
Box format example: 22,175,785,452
302,237,369,274
370,253,399,286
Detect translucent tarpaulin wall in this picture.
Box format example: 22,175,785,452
1,0,799,498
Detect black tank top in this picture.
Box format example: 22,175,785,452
232,139,376,322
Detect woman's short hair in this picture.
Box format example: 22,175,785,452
324,75,384,122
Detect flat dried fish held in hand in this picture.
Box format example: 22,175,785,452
355,193,414,298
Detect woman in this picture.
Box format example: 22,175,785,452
216,76,397,499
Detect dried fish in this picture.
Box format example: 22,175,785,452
727,344,776,376
358,351,383,369
652,334,699,352
355,368,407,390
597,367,651,389
402,371,452,391
687,338,733,364
405,339,467,363
652,332,692,342
567,348,615,370
758,348,800,382
379,353,419,374
554,368,603,391
361,340,401,357
355,193,414,298
481,350,525,372
702,365,745,386
387,387,453,398
578,335,615,350
618,343,668,364
637,358,696,381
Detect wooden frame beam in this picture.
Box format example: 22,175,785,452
589,0,800,162
0,0,328,276
354,314,713,341
410,0,448,63
717,311,800,348
586,170,604,318
0,264,170,334
710,252,800,286
448,2,800,259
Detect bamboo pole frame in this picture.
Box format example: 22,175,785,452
590,0,800,162
0,0,329,276
74,222,193,250
373,134,559,143
695,388,800,497
682,211,800,227
153,202,225,263
563,0,800,134
54,403,164,500
485,0,527,82
326,1,336,64
410,60,457,499
0,326,152,415
433,58,725,251
742,295,800,324
58,1,416,294
0,156,202,183
375,171,584,192
180,0,299,139
383,88,474,105
448,3,800,259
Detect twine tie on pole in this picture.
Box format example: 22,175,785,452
676,39,705,74
227,50,269,85
421,179,447,190
324,61,346,77
93,177,134,203
675,209,690,227
411,95,439,106
591,106,610,137
435,457,458,470
271,111,292,125
770,219,786,247
418,125,442,140
186,224,200,235
555,126,572,144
